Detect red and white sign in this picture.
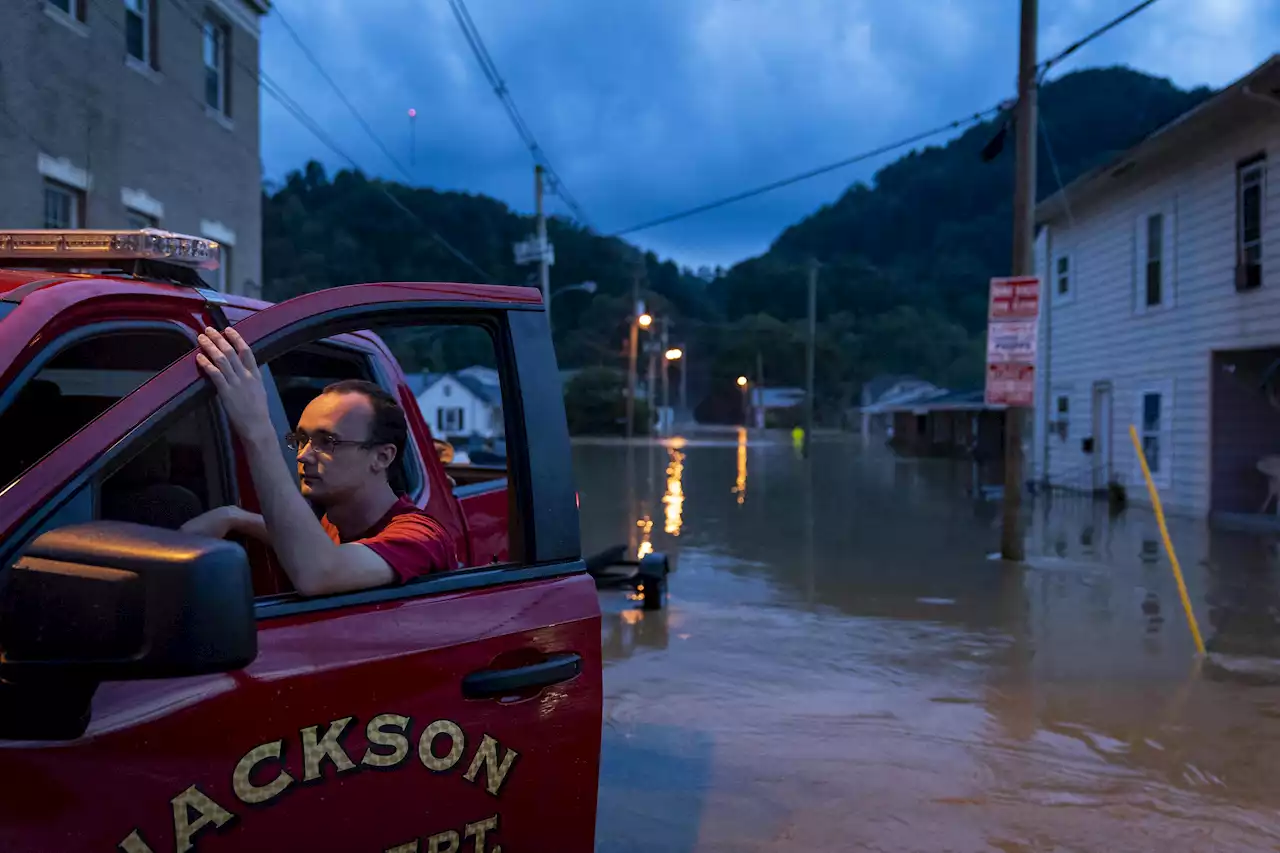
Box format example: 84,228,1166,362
987,275,1040,320
985,276,1040,407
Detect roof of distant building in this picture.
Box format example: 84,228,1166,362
414,371,502,406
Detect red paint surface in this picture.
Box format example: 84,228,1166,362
0,275,598,851
0,575,602,851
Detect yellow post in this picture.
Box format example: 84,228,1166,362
1128,424,1206,656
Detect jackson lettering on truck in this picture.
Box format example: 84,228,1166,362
0,250,603,853
118,714,519,852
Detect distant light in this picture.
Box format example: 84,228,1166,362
736,375,748,387
665,348,683,361
638,313,653,328
408,108,417,118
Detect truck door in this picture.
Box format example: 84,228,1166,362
0,283,601,853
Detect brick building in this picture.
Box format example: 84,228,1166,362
0,0,269,297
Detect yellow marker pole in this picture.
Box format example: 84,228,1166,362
1128,424,1206,656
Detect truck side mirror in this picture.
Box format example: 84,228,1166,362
0,521,256,738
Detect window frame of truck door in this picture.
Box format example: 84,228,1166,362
0,318,238,515
0,300,583,623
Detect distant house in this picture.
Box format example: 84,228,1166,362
858,376,946,440
1033,55,1280,520
414,370,503,440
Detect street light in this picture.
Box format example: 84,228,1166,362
736,375,748,387
665,348,683,361
638,313,653,329
737,375,750,428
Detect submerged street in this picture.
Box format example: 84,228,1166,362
581,433,1280,852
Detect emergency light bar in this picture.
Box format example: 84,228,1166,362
0,228,220,270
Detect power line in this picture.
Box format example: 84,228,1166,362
609,105,1003,237
159,0,494,282
1039,0,1162,76
446,0,591,227
271,4,415,182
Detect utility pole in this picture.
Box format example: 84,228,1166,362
661,319,671,437
804,257,818,459
1001,0,1038,562
679,342,688,424
626,271,640,441
754,350,764,430
646,340,657,438
535,165,551,333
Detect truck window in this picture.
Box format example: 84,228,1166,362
264,338,425,500
0,328,191,490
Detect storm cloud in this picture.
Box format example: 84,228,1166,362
260,0,1279,268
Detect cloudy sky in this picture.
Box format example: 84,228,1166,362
259,0,1279,270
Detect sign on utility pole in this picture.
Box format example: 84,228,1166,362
515,166,555,328
998,0,1039,562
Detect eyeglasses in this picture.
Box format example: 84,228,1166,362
284,431,374,455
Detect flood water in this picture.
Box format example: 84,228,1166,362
579,431,1280,852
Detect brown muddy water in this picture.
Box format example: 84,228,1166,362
580,431,1280,853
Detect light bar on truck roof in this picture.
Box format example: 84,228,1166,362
0,228,220,270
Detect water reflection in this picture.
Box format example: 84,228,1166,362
579,436,1280,851
663,441,685,537
732,426,747,505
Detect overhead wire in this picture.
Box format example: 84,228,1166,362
608,105,1004,237
160,0,494,282
1038,0,1163,78
445,0,591,227
270,4,415,183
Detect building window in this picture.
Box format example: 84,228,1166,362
1145,213,1163,307
203,17,229,114
1054,394,1069,439
125,0,153,66
126,209,157,229
1140,392,1162,473
44,181,83,228
48,0,87,22
1055,255,1070,296
438,408,465,433
1238,154,1265,291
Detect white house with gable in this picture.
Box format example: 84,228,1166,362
414,370,503,441
1033,56,1280,520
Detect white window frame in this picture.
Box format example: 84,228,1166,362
43,180,83,229
124,0,153,67
1133,379,1174,489
1054,393,1070,440
1135,203,1176,314
203,16,230,115
45,0,89,31
1238,155,1265,291
1052,252,1073,304
439,407,465,433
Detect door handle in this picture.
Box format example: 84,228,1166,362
462,653,582,699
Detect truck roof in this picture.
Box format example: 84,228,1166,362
0,267,271,312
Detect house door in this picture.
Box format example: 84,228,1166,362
1092,382,1113,491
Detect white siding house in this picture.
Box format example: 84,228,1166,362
1034,56,1280,518
414,372,503,440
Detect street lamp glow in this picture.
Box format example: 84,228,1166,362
665,348,683,361
638,313,653,329
736,375,748,387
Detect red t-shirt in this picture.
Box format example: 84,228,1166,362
321,496,458,583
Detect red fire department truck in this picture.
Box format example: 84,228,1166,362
0,229,602,852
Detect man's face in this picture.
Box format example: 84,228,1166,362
293,391,395,504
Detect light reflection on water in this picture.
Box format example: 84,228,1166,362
580,434,1280,852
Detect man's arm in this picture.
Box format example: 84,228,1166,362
181,505,268,542
195,327,396,596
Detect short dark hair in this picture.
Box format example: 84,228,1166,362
322,379,408,467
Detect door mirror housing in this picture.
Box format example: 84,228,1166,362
0,520,257,682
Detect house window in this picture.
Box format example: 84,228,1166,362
125,0,153,66
1140,392,1162,473
1238,154,1265,291
44,180,83,228
203,17,229,114
1055,395,1069,439
48,0,86,22
1055,255,1070,296
126,209,157,229
438,408,465,433
1145,213,1163,307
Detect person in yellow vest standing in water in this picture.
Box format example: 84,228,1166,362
791,425,805,456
